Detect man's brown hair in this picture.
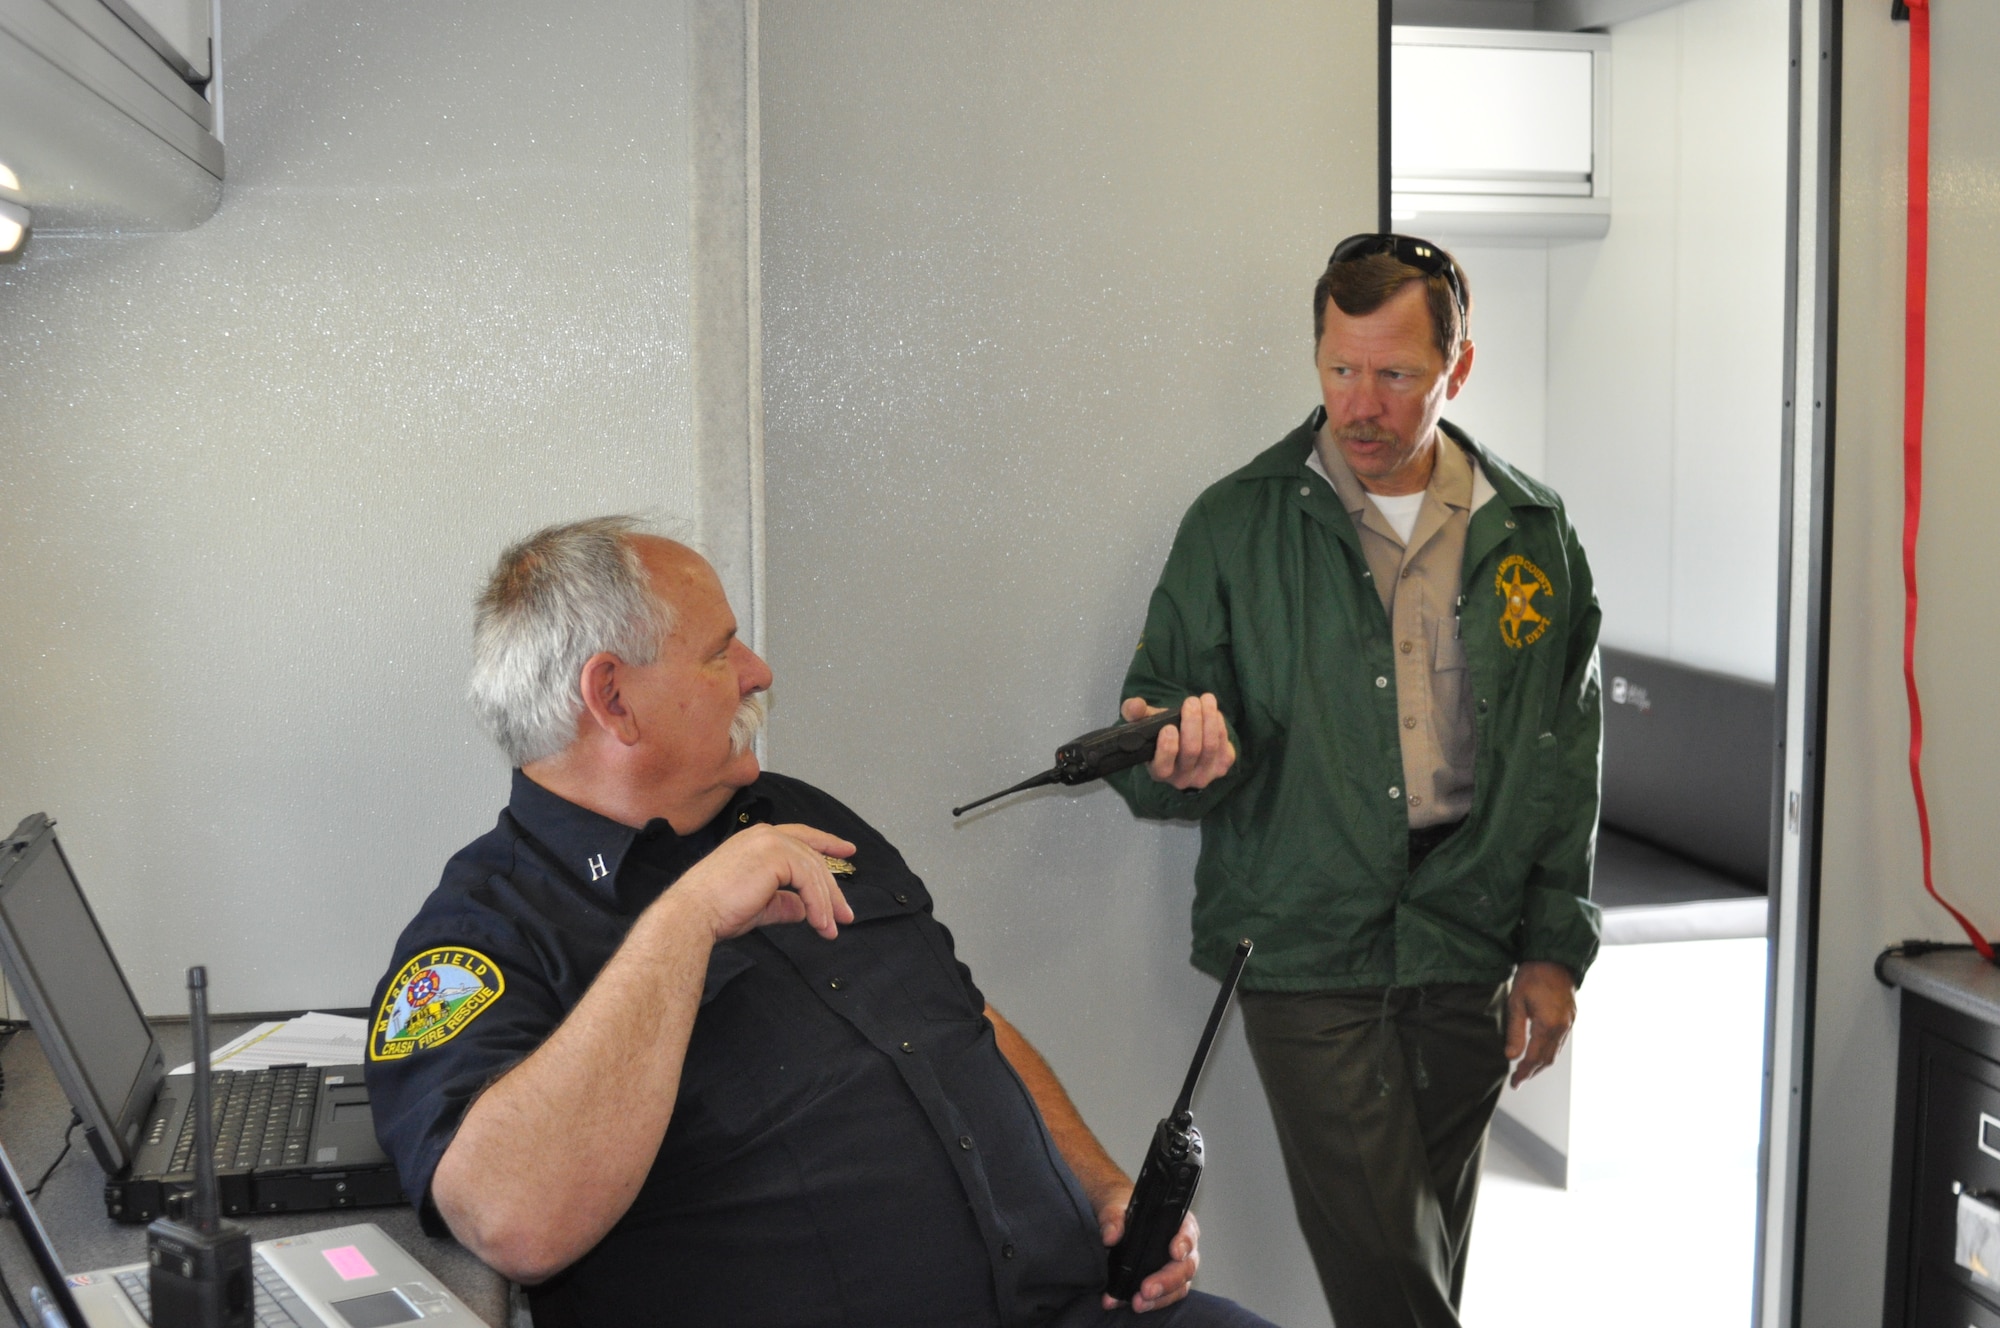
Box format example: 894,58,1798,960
1313,248,1471,363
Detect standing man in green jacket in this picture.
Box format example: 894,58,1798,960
1109,234,1602,1328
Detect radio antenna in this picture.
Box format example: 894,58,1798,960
186,967,219,1233
1171,938,1253,1123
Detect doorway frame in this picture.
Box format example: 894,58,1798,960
1756,0,1839,1323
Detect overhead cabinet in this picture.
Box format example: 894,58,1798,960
1391,27,1610,241
0,0,221,237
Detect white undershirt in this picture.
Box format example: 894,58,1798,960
1365,489,1426,545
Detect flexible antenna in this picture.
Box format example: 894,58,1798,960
1170,938,1253,1123
951,770,1061,818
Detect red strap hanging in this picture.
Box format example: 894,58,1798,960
1899,0,1992,959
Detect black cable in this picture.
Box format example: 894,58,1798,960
1875,938,2000,987
0,1258,30,1328
0,1018,30,1104
24,1115,77,1201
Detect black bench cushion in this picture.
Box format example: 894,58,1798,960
1593,828,1764,909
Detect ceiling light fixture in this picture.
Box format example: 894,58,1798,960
0,199,30,256
0,161,19,192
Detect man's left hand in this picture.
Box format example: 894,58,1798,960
1505,960,1576,1088
1095,1191,1198,1313
1122,694,1236,790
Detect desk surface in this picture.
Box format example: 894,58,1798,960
0,1021,510,1325
1880,947,2000,1028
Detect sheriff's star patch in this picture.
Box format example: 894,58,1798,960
370,947,505,1061
1495,554,1554,649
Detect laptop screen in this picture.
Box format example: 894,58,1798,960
0,823,157,1165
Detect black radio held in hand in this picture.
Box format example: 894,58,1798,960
1105,937,1254,1303
952,709,1179,817
146,966,253,1328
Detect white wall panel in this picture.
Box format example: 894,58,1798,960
1442,241,1550,479
1542,0,1788,679
1667,0,1788,679
759,5,1374,1322
1545,5,1681,661
0,0,697,1013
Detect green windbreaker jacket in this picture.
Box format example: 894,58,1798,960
1109,411,1603,991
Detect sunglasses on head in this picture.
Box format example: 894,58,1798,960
1329,232,1465,318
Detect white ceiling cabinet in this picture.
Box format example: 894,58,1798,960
1392,26,1610,240
0,0,221,238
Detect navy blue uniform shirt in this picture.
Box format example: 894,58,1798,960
364,770,1104,1327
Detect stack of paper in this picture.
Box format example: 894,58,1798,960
170,1010,370,1075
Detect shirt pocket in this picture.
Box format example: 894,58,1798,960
1432,615,1475,773
848,917,982,1023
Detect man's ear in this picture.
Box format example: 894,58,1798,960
577,652,642,747
1444,340,1476,399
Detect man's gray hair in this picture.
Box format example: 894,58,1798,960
468,516,675,766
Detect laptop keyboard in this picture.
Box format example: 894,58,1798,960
158,1067,321,1172
115,1254,318,1327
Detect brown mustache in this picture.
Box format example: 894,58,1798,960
1334,425,1398,445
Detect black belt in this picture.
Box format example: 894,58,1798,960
1407,818,1465,871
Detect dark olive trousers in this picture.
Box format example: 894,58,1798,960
1239,982,1510,1328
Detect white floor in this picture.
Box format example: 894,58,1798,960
1457,936,1769,1328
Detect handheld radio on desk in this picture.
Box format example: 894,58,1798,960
1104,938,1253,1303
146,967,252,1328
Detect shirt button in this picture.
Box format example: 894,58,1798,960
1375,676,1388,689
1389,786,1401,799
1299,485,1311,497
829,978,845,991
895,892,909,905
1003,1243,1017,1260
738,812,750,824
1404,716,1417,729
1400,640,1413,654
1400,568,1411,579
900,1041,915,1054
959,1135,974,1150
1505,519,1517,530
1409,794,1424,807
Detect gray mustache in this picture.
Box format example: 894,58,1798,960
730,692,769,756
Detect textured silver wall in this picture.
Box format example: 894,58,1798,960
760,5,1374,1320
1802,1,2000,1322
0,0,697,1013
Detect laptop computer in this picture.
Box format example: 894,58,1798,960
67,1224,485,1328
0,1124,482,1328
0,814,402,1224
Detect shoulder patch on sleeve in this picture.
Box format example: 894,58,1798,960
370,947,506,1062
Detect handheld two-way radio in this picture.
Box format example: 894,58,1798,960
146,967,253,1328
952,710,1179,817
1104,937,1253,1303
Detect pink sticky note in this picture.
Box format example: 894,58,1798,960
322,1246,377,1282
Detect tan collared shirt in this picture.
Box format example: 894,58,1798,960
1309,425,1496,828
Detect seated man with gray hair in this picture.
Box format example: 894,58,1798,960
363,517,1277,1327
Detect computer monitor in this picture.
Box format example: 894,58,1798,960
0,814,164,1177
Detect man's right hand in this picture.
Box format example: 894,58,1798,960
1121,694,1235,791
667,823,857,942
